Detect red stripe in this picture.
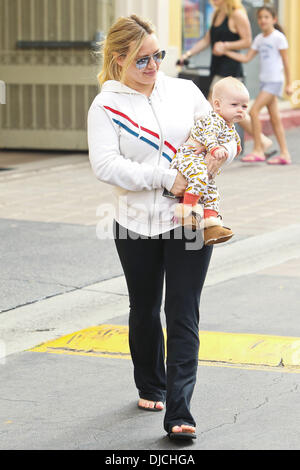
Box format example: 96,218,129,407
164,140,177,154
105,106,160,139
104,105,177,154
140,126,159,139
104,106,139,128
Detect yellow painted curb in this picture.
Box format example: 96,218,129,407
30,324,300,368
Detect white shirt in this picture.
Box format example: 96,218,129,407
251,29,288,82
87,72,237,236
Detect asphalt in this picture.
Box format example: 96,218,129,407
0,127,300,451
0,218,122,313
1,351,300,451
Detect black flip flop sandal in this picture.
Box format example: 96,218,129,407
168,431,197,441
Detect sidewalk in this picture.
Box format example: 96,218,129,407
1,128,300,231
0,128,300,450
1,127,300,351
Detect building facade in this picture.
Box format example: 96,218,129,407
0,0,298,151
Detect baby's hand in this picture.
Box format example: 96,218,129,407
212,147,229,160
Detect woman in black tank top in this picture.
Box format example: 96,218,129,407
179,0,251,84
210,15,243,78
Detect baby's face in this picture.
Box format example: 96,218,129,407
214,89,249,124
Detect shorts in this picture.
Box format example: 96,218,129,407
260,81,284,97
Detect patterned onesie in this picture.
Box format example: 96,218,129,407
170,111,241,213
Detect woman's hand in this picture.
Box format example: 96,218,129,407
213,42,227,56
206,152,228,179
170,172,187,197
177,51,192,65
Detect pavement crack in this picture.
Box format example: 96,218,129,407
278,383,298,397
0,396,37,405
0,276,80,290
200,420,234,436
234,397,269,425
90,290,128,297
0,275,125,314
253,396,269,411
201,398,270,436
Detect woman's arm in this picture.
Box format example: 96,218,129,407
225,48,257,63
179,30,211,64
87,104,177,192
226,10,252,51
213,10,252,55
280,49,293,96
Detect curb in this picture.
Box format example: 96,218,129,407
30,324,300,368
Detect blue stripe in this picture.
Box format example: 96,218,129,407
162,152,172,162
139,136,159,151
113,119,139,138
113,118,172,163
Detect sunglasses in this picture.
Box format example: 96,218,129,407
135,50,166,70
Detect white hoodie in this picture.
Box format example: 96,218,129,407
87,72,237,236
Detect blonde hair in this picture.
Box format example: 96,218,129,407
211,0,246,17
212,76,249,101
97,15,155,86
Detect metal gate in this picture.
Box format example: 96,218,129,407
0,0,114,150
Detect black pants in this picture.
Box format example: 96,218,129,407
113,221,213,433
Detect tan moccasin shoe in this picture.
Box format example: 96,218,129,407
204,225,234,245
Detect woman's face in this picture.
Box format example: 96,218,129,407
119,34,162,90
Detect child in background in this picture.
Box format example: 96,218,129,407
170,76,249,245
225,5,292,165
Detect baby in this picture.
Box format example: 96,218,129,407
170,76,249,245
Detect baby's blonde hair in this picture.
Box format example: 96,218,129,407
97,14,155,86
212,76,249,101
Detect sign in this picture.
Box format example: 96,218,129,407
183,0,214,51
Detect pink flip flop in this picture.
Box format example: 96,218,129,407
241,153,266,163
267,156,291,165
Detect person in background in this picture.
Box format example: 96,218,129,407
178,0,274,156
225,5,292,164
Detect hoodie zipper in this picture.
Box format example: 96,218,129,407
147,95,164,236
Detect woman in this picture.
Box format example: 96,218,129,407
179,0,273,154
88,14,237,441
